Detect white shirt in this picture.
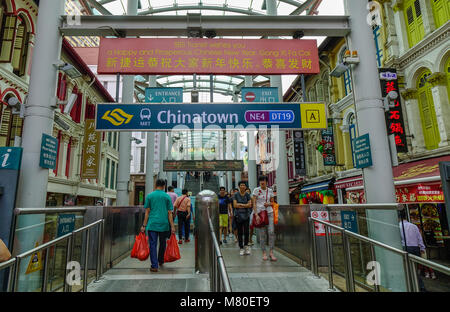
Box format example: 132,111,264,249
252,186,274,213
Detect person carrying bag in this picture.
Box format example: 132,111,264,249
173,189,191,244
0,239,12,263
252,176,276,262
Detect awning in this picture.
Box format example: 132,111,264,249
335,155,450,190
289,187,299,194
301,180,332,193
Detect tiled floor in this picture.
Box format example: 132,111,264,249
88,234,336,292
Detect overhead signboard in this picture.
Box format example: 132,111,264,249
164,160,244,172
95,103,327,131
145,87,183,103
98,38,320,75
241,87,279,103
353,134,373,169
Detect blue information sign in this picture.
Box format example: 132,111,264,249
39,134,58,169
96,103,326,131
341,211,358,233
145,87,183,103
353,134,373,169
57,214,76,237
0,147,23,170
241,87,279,103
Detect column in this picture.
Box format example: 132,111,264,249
226,130,234,190
391,0,409,56
245,76,257,192
382,1,400,63
266,0,289,205
340,125,353,169
145,76,157,195
15,0,64,292
345,0,405,291
419,0,436,35
60,135,70,179
401,88,426,152
428,73,450,147
70,138,80,181
159,132,167,181
116,0,138,206
233,92,241,186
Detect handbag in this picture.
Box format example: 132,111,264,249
251,189,270,228
0,239,11,263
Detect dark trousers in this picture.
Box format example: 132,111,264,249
405,246,426,292
148,230,169,269
177,211,190,240
236,218,250,249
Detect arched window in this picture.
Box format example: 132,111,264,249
322,72,330,104
0,94,23,147
0,2,17,63
315,80,324,102
308,87,317,102
404,0,425,47
339,47,352,96
432,0,450,29
11,14,30,77
446,57,450,98
417,70,440,150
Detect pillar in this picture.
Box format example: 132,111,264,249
401,88,426,153
428,73,450,147
391,0,409,56
116,0,138,206
345,0,405,291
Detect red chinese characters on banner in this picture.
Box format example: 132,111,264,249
395,184,444,203
98,38,320,75
379,68,408,153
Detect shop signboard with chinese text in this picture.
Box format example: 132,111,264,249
379,68,407,153
95,103,327,131
293,131,306,176
353,134,373,169
81,119,101,179
98,38,320,75
164,160,243,172
320,118,336,166
39,134,58,169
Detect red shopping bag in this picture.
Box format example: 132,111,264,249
131,233,150,261
164,234,181,263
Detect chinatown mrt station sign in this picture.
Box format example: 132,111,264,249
98,38,320,75
379,68,408,153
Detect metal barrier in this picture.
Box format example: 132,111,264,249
2,219,104,292
309,216,450,292
208,217,232,292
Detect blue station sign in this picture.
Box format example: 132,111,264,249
145,87,183,103
39,134,58,170
95,103,327,131
241,87,279,103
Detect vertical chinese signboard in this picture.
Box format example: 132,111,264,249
379,68,408,153
319,118,336,166
81,119,101,179
293,131,306,176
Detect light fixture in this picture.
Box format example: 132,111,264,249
131,137,143,145
54,114,70,131
54,61,82,79
383,90,399,112
330,63,349,78
7,96,25,118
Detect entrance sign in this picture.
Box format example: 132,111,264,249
145,87,183,103
95,103,327,131
98,38,320,75
57,214,76,237
164,160,244,172
242,87,279,102
39,134,58,170
353,134,373,169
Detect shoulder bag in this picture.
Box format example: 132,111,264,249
252,189,269,228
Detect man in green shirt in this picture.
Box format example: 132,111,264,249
141,179,175,272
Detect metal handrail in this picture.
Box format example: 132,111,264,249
309,217,450,292
8,219,104,292
326,204,401,210
14,207,87,215
208,217,232,292
0,258,17,292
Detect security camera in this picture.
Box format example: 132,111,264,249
7,97,20,109
63,93,78,114
54,114,70,131
384,90,399,112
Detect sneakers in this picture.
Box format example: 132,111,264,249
244,246,251,255
239,249,245,256
185,239,190,243
431,272,437,279
178,240,183,244
425,272,430,278
223,239,228,244
150,268,158,272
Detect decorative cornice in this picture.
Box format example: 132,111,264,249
329,93,353,114
397,23,450,69
401,88,418,100
391,0,403,12
427,72,447,87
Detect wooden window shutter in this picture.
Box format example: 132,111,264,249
0,7,4,34
0,107,11,146
12,24,25,70
18,31,30,76
0,15,17,62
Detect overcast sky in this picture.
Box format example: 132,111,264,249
98,0,345,100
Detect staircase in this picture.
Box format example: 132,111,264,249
203,175,220,194
184,175,220,196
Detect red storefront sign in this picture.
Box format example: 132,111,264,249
395,184,444,203
379,68,408,153
97,38,320,75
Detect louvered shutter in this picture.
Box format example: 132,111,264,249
0,15,17,62
12,24,25,70
18,31,30,76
